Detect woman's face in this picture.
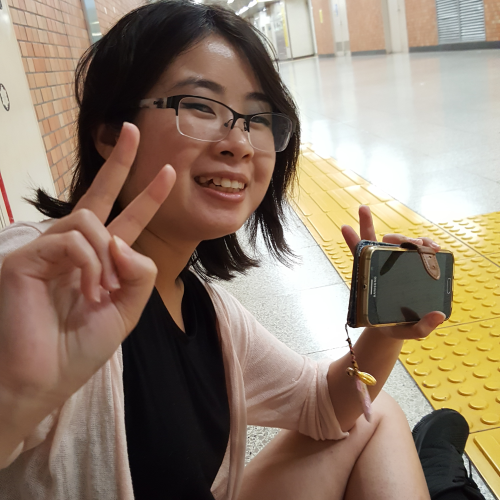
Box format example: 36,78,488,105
120,35,277,244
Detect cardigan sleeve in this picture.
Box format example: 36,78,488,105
211,284,348,442
0,221,59,468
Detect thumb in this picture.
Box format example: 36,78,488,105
411,311,446,339
108,235,157,332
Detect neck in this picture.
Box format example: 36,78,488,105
133,227,199,299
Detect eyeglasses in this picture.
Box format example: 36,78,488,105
138,95,294,153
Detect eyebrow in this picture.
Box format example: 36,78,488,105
169,77,272,105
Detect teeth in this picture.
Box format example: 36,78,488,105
198,176,246,190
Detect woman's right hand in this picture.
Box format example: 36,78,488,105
0,123,175,464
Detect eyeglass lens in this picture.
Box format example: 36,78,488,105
177,96,292,152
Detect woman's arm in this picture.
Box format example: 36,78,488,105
327,206,445,432
0,124,175,468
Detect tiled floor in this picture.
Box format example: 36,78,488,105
221,50,500,498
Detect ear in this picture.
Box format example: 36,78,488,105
93,123,121,160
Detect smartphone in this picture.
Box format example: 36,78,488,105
347,243,454,327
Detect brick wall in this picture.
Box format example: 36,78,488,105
310,0,335,55
7,0,143,199
345,0,385,53
404,0,438,47
95,0,142,35
484,0,500,41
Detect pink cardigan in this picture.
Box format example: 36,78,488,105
0,221,347,500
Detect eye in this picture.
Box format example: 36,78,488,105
180,102,216,115
251,115,272,127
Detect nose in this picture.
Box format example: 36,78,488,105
217,118,254,159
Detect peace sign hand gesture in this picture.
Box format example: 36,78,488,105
0,123,175,466
341,205,446,340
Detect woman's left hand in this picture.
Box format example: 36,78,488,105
341,205,446,340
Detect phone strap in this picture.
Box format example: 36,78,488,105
400,241,440,280
345,323,376,422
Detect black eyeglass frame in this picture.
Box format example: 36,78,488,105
137,94,295,152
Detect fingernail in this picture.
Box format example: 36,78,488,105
113,235,131,255
430,242,441,250
408,238,423,245
93,287,102,303
109,272,121,291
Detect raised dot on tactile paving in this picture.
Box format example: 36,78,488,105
406,355,422,365
470,313,484,320
400,345,414,355
463,357,480,367
423,377,440,388
487,351,500,362
444,337,460,346
473,368,491,379
421,340,437,350
431,390,450,402
474,293,487,300
430,350,447,360
453,346,469,356
414,366,431,376
465,287,479,293
466,332,482,341
469,398,488,410
494,309,500,316
481,413,500,425
483,301,496,308
480,321,494,328
477,342,493,352
438,360,455,371
448,372,466,384
462,305,475,312
459,384,477,396
485,379,500,391
435,330,449,337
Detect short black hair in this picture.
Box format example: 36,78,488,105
30,0,301,280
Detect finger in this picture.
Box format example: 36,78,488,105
109,236,158,333
74,122,140,224
421,237,441,251
107,165,176,245
359,205,377,242
387,311,446,340
26,232,103,303
341,225,361,255
383,234,440,251
43,209,120,292
383,234,423,245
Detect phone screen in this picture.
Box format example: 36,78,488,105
368,250,454,324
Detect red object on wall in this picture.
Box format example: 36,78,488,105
0,171,15,224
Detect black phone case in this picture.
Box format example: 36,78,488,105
347,240,399,328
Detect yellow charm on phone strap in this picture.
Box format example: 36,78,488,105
345,323,376,422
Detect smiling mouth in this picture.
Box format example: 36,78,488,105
195,176,247,194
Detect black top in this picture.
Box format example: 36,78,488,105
122,270,230,500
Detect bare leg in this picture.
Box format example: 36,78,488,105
238,391,429,500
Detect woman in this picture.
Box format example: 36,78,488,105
0,2,445,498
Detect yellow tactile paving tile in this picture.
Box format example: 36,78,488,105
439,214,500,255
400,319,500,433
466,430,500,498
292,146,500,326
292,144,500,494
